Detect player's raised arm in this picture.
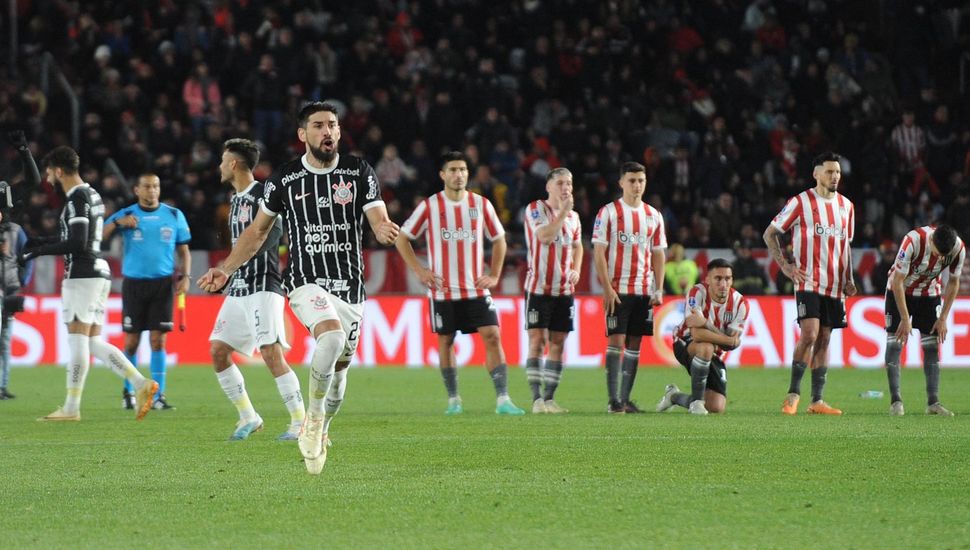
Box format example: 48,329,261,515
197,209,274,292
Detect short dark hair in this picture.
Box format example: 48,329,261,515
224,138,260,170
439,151,468,170
298,101,339,128
707,258,734,273
620,161,646,178
813,152,841,168
43,146,80,174
932,224,958,256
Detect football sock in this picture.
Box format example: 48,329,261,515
89,338,145,387
490,363,509,398
64,334,90,414
440,367,459,398
525,357,542,401
216,365,257,422
788,360,807,395
690,356,711,402
810,366,828,403
150,350,166,398
274,370,305,424
671,391,692,408
605,346,621,402
921,335,940,405
619,349,640,403
542,360,564,401
885,336,903,403
123,352,136,393
323,368,347,434
307,330,344,415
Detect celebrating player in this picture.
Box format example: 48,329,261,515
883,224,964,416
208,138,306,440
395,151,525,416
765,151,856,415
592,161,666,414
657,258,748,415
198,102,400,474
522,167,582,413
22,147,158,421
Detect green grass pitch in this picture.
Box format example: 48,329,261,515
2,365,969,548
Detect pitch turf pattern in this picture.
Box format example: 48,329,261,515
3,366,970,548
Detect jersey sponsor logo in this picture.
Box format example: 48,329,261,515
366,174,378,200
333,168,360,176
530,208,540,220
303,222,350,233
317,196,331,208
814,223,847,238
616,231,649,245
281,169,308,185
263,182,276,199
898,250,907,260
315,278,350,292
333,180,353,205
687,296,697,309
230,278,248,289
439,227,477,242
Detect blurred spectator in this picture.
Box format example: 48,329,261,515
664,243,698,296
732,239,769,295
868,240,897,295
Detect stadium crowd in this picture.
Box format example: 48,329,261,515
2,0,970,273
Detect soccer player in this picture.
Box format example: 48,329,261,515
20,146,158,421
764,151,857,415
592,161,667,414
522,167,582,413
395,151,525,416
198,102,400,474
883,224,964,416
103,173,191,411
209,138,306,440
657,258,748,415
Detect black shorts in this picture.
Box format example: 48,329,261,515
606,294,654,337
122,277,175,333
885,293,941,334
524,293,574,332
795,291,847,329
430,296,499,335
673,338,728,396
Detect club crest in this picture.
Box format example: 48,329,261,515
333,179,353,205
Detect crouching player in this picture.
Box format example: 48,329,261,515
657,258,748,415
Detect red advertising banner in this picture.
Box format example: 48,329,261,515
10,295,970,368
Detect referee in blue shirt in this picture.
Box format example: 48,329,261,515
104,173,191,410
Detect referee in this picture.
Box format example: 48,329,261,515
104,173,191,410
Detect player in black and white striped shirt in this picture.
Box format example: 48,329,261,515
199,103,400,474
208,138,306,441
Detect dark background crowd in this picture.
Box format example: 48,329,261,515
2,0,970,261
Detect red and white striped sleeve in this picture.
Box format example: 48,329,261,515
591,205,610,245
949,241,966,277
482,197,505,241
771,196,801,232
400,199,429,240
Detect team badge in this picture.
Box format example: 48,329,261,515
723,312,734,323
469,207,479,220
160,227,174,242
238,203,251,223
530,208,540,220
333,179,353,205
687,296,697,309
312,295,330,311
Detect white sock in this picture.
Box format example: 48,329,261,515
89,337,146,388
216,365,257,422
307,330,345,415
274,369,305,425
64,334,91,414
323,368,348,434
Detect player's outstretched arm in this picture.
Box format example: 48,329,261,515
7,130,41,188
198,210,273,292
365,204,400,246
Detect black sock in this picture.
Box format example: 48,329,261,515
525,357,542,401
885,336,903,403
922,336,940,405
811,366,828,403
542,360,564,401
490,363,509,398
619,350,640,403
605,347,621,402
672,392,692,408
689,356,711,402
441,367,458,398
788,361,808,395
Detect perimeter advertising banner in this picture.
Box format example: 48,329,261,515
10,295,970,368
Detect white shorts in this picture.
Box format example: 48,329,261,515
62,278,110,325
288,284,363,362
209,291,291,356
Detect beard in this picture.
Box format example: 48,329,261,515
308,143,337,164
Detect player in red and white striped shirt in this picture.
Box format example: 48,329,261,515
658,258,748,415
592,162,667,414
396,151,524,416
883,224,965,417
522,167,582,414
765,152,857,416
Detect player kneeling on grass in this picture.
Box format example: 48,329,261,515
883,224,964,417
208,139,306,441
657,258,748,415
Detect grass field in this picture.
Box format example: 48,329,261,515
2,365,970,549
